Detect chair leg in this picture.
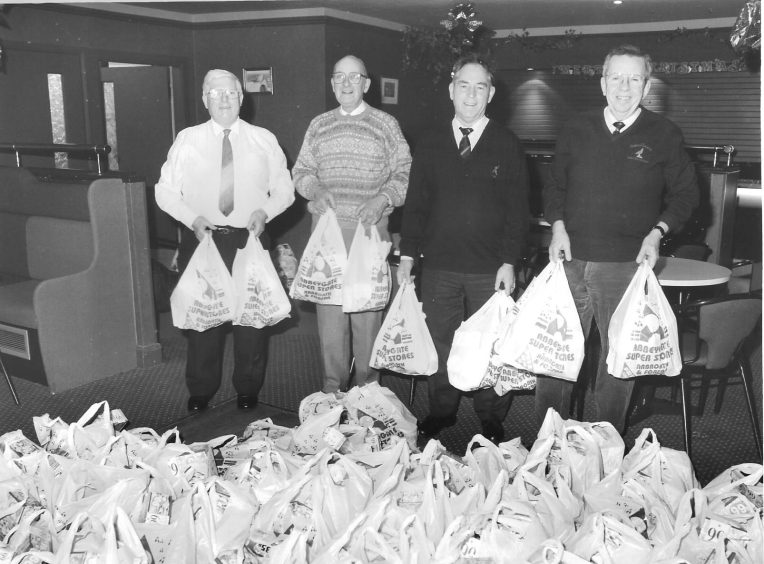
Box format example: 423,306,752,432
714,372,728,414
0,354,20,406
737,356,763,460
680,377,691,459
697,371,711,417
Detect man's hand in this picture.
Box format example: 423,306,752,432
495,263,515,295
191,216,216,242
549,220,572,262
313,188,335,215
636,229,662,268
355,194,388,225
247,209,268,237
397,257,414,286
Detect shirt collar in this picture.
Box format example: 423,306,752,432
339,101,367,116
604,107,641,133
210,118,241,136
452,115,489,142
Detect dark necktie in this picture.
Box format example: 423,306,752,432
612,121,625,136
459,127,473,159
219,129,234,216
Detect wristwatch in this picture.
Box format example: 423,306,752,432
652,225,666,237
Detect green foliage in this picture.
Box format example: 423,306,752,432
402,24,495,85
503,29,582,51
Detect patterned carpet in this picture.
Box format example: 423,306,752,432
0,307,760,486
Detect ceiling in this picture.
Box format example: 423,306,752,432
79,0,745,34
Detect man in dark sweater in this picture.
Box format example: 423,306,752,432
398,54,529,444
537,45,699,432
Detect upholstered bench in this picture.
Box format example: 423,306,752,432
0,166,161,392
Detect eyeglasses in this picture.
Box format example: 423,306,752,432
605,73,646,86
206,88,239,100
331,72,368,84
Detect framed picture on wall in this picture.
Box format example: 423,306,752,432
380,77,398,104
243,67,273,94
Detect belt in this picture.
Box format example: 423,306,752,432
215,226,249,235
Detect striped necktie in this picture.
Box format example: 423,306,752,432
459,127,473,159
612,121,625,136
219,129,234,216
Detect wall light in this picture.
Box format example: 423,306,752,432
613,0,623,4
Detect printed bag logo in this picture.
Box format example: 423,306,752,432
238,263,282,325
374,317,416,371
186,265,232,327
621,298,676,377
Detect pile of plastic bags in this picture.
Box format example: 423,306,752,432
0,388,761,563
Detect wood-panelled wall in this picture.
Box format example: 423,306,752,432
497,70,760,164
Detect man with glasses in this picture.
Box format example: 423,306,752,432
155,68,294,413
397,54,530,444
537,45,698,433
293,55,411,394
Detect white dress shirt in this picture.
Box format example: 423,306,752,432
155,118,294,229
452,115,490,148
604,107,641,134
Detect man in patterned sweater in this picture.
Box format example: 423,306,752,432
293,55,411,394
397,54,530,444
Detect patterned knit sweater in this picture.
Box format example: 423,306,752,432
292,106,411,224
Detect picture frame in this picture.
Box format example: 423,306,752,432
380,77,398,105
242,67,273,94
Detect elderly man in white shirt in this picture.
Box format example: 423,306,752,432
155,68,294,413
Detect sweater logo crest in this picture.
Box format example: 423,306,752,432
628,144,652,163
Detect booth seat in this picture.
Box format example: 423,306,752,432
0,166,161,392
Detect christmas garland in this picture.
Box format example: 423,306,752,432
552,58,749,76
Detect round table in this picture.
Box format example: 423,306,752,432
654,257,732,288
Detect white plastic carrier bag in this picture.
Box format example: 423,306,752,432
606,261,682,379
496,261,584,381
342,221,392,313
170,233,235,331
232,232,291,328
290,207,347,305
447,291,513,392
370,281,438,376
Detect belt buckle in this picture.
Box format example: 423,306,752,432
216,226,233,235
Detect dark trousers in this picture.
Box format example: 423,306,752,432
534,259,638,432
421,268,511,424
177,227,270,399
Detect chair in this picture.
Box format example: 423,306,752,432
728,259,762,294
668,243,712,262
676,292,762,460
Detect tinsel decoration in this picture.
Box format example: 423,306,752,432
440,3,483,46
730,0,761,52
402,2,494,84
729,0,760,71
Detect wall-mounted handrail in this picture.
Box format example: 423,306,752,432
522,140,736,168
0,143,111,174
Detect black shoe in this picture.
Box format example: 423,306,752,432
480,420,505,445
237,395,258,410
418,415,457,440
187,396,209,412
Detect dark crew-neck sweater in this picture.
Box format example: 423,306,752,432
544,108,699,262
399,120,529,274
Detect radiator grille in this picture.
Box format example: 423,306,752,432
0,324,30,360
